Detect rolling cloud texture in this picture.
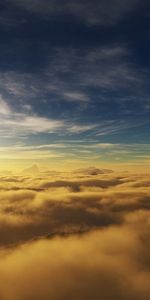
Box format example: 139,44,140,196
0,170,150,299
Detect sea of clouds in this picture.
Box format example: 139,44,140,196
0,168,150,299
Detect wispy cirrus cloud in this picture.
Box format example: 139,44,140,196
5,0,140,26
0,140,149,163
46,46,142,93
0,45,142,101
0,97,98,138
0,44,146,142
62,91,89,103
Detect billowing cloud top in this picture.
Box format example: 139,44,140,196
0,170,150,299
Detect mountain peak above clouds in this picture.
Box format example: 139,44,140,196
74,166,113,176
22,164,40,175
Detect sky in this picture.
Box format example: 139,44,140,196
1,3,150,299
0,0,150,170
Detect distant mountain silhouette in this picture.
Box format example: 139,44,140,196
22,164,40,174
74,166,113,175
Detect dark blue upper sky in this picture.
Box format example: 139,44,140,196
0,0,150,165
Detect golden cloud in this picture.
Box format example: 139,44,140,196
0,170,150,299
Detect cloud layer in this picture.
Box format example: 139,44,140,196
0,170,150,246
0,169,150,299
0,170,150,300
3,0,140,26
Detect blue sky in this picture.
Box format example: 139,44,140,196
0,0,150,168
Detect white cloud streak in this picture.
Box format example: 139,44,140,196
0,97,97,138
